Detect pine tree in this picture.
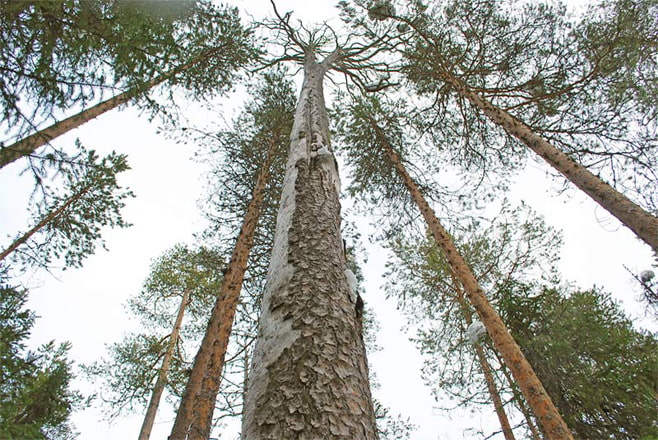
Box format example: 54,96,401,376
0,280,85,439
342,0,658,252
84,244,223,427
499,287,658,440
0,147,133,271
335,95,571,439
382,203,562,439
0,1,256,170
169,70,295,440
237,6,405,436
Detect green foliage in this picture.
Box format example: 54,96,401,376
191,68,296,423
499,287,658,440
196,67,296,297
332,93,514,237
0,282,85,439
0,0,257,138
386,198,657,438
3,146,133,271
347,0,658,212
130,244,224,337
385,203,561,427
85,244,224,419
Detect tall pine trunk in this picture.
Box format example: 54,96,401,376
374,126,572,440
0,58,199,169
437,68,658,253
451,274,515,440
241,53,378,439
169,136,278,440
139,288,190,440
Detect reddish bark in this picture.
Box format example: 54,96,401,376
169,136,277,440
375,126,573,440
0,57,200,169
452,276,515,440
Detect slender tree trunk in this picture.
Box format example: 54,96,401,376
0,185,91,262
439,70,658,253
475,344,516,440
139,288,191,440
0,58,199,169
374,127,572,440
241,53,377,439
451,276,515,440
169,136,278,440
494,351,544,440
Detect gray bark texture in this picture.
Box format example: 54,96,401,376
241,55,378,439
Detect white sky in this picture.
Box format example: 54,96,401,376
1,1,656,439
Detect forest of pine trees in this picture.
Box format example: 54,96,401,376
0,0,656,439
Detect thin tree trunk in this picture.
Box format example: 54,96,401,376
139,288,191,440
0,184,91,262
0,57,200,169
241,52,378,439
475,344,516,440
415,55,658,252
169,135,278,440
374,126,572,440
451,274,515,440
493,350,544,440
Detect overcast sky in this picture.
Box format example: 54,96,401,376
1,1,656,439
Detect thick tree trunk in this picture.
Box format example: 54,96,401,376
169,136,278,440
0,59,198,169
443,73,658,253
452,279,515,440
375,129,572,440
139,288,191,440
241,54,377,439
0,185,90,262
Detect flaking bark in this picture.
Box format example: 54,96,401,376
241,54,377,440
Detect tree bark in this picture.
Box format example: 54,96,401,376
0,58,199,169
451,276,515,440
493,350,544,440
0,184,91,262
139,288,191,440
375,127,572,440
241,53,378,439
430,65,658,253
169,136,278,440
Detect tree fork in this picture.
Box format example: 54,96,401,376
169,135,278,440
376,128,573,440
139,288,191,440
402,20,658,252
